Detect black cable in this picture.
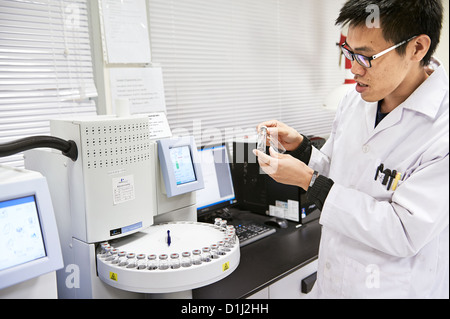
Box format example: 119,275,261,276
0,136,78,161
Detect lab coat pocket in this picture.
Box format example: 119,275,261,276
342,257,372,298
353,159,393,201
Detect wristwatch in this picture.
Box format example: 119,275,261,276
309,170,319,189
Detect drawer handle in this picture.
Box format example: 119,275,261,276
301,272,317,294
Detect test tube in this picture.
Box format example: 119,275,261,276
147,254,158,270
181,252,192,267
170,253,181,269
158,254,169,270
219,219,228,228
136,254,146,270
192,249,202,265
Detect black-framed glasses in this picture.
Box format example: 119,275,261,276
341,36,417,68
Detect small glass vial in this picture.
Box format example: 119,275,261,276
257,125,268,153
192,249,202,265
214,218,222,227
181,252,192,267
118,251,128,266
227,231,236,245
126,253,136,268
201,247,212,262
100,246,111,259
210,244,219,259
158,254,169,270
136,254,146,270
224,237,232,251
170,253,181,269
99,243,111,258
217,241,227,255
219,219,228,228
108,248,119,263
147,254,158,270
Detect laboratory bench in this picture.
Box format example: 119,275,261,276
193,210,322,299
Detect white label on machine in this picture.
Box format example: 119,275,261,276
112,175,136,205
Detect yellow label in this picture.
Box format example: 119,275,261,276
222,262,230,272
109,272,118,281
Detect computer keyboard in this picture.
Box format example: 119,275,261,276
234,222,276,247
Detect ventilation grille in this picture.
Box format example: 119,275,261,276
81,120,151,170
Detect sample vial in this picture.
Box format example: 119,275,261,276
99,243,111,258
170,253,181,269
136,254,146,270
118,251,128,266
125,253,136,268
229,231,236,243
214,218,222,226
217,241,227,255
118,251,127,267
219,219,228,228
181,252,192,268
257,126,268,153
202,247,212,262
192,249,202,265
100,246,111,259
226,226,236,243
210,244,219,259
147,254,158,270
224,237,232,251
158,254,169,270
108,248,119,263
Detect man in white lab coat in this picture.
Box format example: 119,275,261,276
254,0,448,298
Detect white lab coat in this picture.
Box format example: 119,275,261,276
309,65,449,299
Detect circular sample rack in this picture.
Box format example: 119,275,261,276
96,221,240,293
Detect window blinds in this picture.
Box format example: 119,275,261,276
0,0,97,167
147,0,345,147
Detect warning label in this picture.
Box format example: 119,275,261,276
222,262,230,272
109,272,118,281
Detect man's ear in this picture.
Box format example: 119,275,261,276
409,34,431,63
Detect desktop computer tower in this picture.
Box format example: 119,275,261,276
231,139,320,224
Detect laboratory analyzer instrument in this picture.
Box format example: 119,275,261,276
24,114,240,298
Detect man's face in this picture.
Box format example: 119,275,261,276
346,25,412,103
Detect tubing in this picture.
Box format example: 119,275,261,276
0,136,78,161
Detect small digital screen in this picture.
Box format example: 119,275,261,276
0,195,47,272
170,146,197,185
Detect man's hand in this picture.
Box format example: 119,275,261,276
256,120,303,152
253,147,314,191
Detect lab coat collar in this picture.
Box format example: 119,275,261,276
401,64,448,120
365,64,448,137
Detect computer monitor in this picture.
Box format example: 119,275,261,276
0,166,63,290
158,136,205,197
196,143,237,217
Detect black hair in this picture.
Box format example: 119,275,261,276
336,0,444,66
